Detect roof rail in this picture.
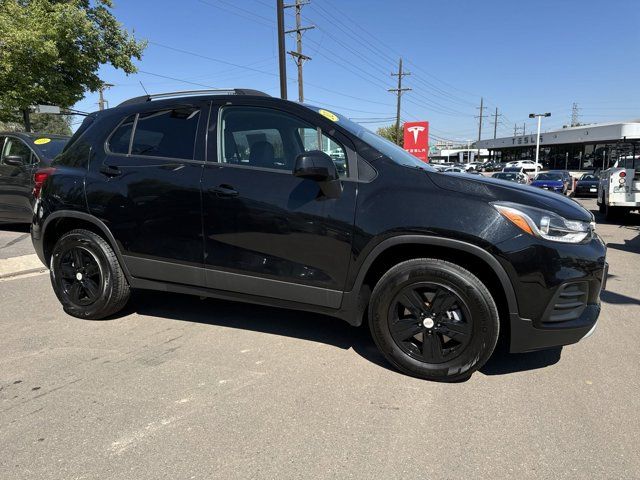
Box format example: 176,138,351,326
117,89,270,107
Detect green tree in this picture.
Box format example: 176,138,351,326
0,0,145,130
376,124,403,147
0,113,72,135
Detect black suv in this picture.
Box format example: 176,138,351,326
31,90,607,381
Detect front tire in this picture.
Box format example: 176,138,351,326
50,229,130,319
369,258,499,382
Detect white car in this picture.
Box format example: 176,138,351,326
463,162,484,171
505,160,543,172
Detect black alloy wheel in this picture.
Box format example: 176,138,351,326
50,229,130,319
388,283,472,364
368,258,500,382
57,247,102,306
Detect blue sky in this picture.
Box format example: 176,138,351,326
75,0,640,143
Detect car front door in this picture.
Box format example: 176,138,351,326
201,101,357,308
85,102,207,286
0,136,37,222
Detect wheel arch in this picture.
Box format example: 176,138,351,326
41,211,132,281
349,236,518,327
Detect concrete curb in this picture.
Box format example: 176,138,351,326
0,254,48,279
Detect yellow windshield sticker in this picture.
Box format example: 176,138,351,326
34,138,51,145
318,109,338,122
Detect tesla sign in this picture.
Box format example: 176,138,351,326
403,121,429,162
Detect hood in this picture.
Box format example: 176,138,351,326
427,172,592,222
531,179,563,187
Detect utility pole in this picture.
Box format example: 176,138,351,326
475,97,486,158
285,0,314,103
571,102,580,127
98,83,114,111
388,58,411,144
513,124,518,136
276,0,287,100
522,122,526,136
492,107,501,139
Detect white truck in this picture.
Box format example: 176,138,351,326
597,160,640,219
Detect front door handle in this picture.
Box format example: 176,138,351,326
211,184,239,198
100,164,122,177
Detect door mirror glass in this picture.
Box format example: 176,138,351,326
3,154,27,166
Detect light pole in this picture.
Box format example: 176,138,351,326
529,112,551,175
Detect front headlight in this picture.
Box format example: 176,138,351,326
493,202,594,243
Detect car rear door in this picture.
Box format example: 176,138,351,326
85,101,207,286
200,100,357,308
0,136,37,222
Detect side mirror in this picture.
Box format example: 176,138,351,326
293,150,342,198
4,154,27,167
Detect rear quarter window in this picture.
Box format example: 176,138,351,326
131,107,200,160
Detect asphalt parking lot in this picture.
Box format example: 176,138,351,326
1,197,638,480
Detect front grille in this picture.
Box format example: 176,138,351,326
544,282,588,324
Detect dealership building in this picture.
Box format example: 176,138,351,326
476,120,640,171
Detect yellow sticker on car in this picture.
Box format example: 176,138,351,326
34,138,51,145
318,109,338,122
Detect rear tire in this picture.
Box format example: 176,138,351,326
50,229,130,319
368,258,500,382
604,203,623,221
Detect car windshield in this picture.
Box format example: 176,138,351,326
581,174,598,181
303,105,435,171
33,137,68,160
535,173,562,181
494,173,517,181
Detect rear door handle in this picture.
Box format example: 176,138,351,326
211,184,239,198
100,164,122,177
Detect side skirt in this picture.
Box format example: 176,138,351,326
129,276,358,324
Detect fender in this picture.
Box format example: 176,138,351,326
40,210,133,282
348,235,518,315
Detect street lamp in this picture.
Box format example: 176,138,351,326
529,112,551,175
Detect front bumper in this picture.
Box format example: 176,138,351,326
532,184,564,193
509,304,600,353
495,230,607,353
575,185,598,196
509,259,608,353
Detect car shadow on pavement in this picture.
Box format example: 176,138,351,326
124,289,393,372
600,289,640,306
0,223,30,234
480,346,562,376
122,290,564,380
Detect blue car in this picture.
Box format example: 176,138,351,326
531,171,570,194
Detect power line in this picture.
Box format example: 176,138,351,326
147,40,393,106
198,0,274,28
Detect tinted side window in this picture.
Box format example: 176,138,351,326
299,127,348,178
108,115,136,154
131,107,200,160
219,106,348,176
1,137,33,164
54,138,91,169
